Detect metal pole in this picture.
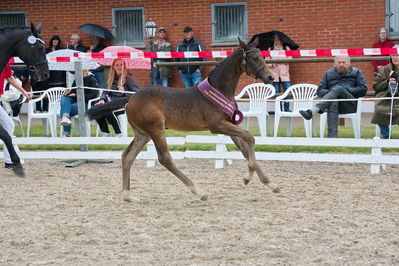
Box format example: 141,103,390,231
150,37,154,82
388,83,398,139
74,61,88,151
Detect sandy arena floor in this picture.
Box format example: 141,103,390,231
0,159,398,265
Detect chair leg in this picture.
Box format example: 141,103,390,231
257,115,266,137
352,117,360,139
13,117,25,137
273,115,281,137
304,119,312,138
375,124,381,137
117,114,128,137
286,117,292,137
242,117,250,131
266,116,273,136
320,113,327,138
27,118,32,137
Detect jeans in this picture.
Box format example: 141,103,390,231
180,71,202,88
152,77,168,87
273,81,291,111
94,70,105,89
378,124,390,138
60,95,87,134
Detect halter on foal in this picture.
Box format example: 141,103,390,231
0,23,49,81
86,38,280,201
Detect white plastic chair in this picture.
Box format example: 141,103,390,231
320,98,363,138
235,83,275,136
274,83,318,138
27,87,65,137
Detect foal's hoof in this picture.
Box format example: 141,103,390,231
200,194,209,201
122,191,140,202
273,187,282,193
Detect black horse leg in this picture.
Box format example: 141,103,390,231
0,125,20,165
0,125,25,178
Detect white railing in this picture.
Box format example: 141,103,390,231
2,135,399,174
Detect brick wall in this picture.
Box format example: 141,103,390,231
1,0,387,91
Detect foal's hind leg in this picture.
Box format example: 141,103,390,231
150,133,208,201
121,126,150,202
211,121,280,193
230,136,277,189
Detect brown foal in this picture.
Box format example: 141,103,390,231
86,38,281,202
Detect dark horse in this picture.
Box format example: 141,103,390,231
0,23,49,178
0,23,49,80
87,38,280,201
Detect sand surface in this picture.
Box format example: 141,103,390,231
1,159,398,265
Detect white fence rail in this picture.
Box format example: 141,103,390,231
2,135,399,174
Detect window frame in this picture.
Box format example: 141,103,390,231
386,0,399,38
211,2,248,46
0,11,27,28
112,7,145,48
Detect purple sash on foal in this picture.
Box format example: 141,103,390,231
197,78,243,125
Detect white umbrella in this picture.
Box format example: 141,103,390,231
47,49,99,71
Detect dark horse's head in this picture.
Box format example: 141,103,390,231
238,37,274,84
15,23,49,82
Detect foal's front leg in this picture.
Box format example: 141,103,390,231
211,121,280,193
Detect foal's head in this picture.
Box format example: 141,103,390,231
238,38,274,84
15,23,49,82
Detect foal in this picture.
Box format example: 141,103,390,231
87,38,281,201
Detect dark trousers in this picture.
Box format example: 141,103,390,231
316,86,357,138
96,110,124,134
0,125,20,165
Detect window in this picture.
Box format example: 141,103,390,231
211,2,247,45
0,11,26,28
112,7,145,47
386,0,399,37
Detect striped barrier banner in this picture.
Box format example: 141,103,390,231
9,48,399,63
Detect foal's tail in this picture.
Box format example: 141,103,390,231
86,96,131,120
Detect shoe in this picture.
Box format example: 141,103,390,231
4,163,26,178
115,133,123,137
61,115,72,126
100,132,111,137
299,109,313,120
5,163,14,171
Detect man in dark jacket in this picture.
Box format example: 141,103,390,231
176,26,204,88
300,55,367,137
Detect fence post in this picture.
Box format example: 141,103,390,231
215,134,232,169
370,136,382,174
146,142,157,167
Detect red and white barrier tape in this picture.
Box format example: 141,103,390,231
9,48,399,63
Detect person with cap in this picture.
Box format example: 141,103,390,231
148,27,172,87
176,26,204,88
371,44,399,139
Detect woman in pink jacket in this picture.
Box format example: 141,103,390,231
268,35,291,111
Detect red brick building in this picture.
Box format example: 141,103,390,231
0,0,396,91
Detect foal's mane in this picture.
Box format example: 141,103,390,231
208,48,242,80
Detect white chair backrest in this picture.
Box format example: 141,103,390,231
66,72,75,88
46,87,66,114
280,84,318,112
235,83,275,112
